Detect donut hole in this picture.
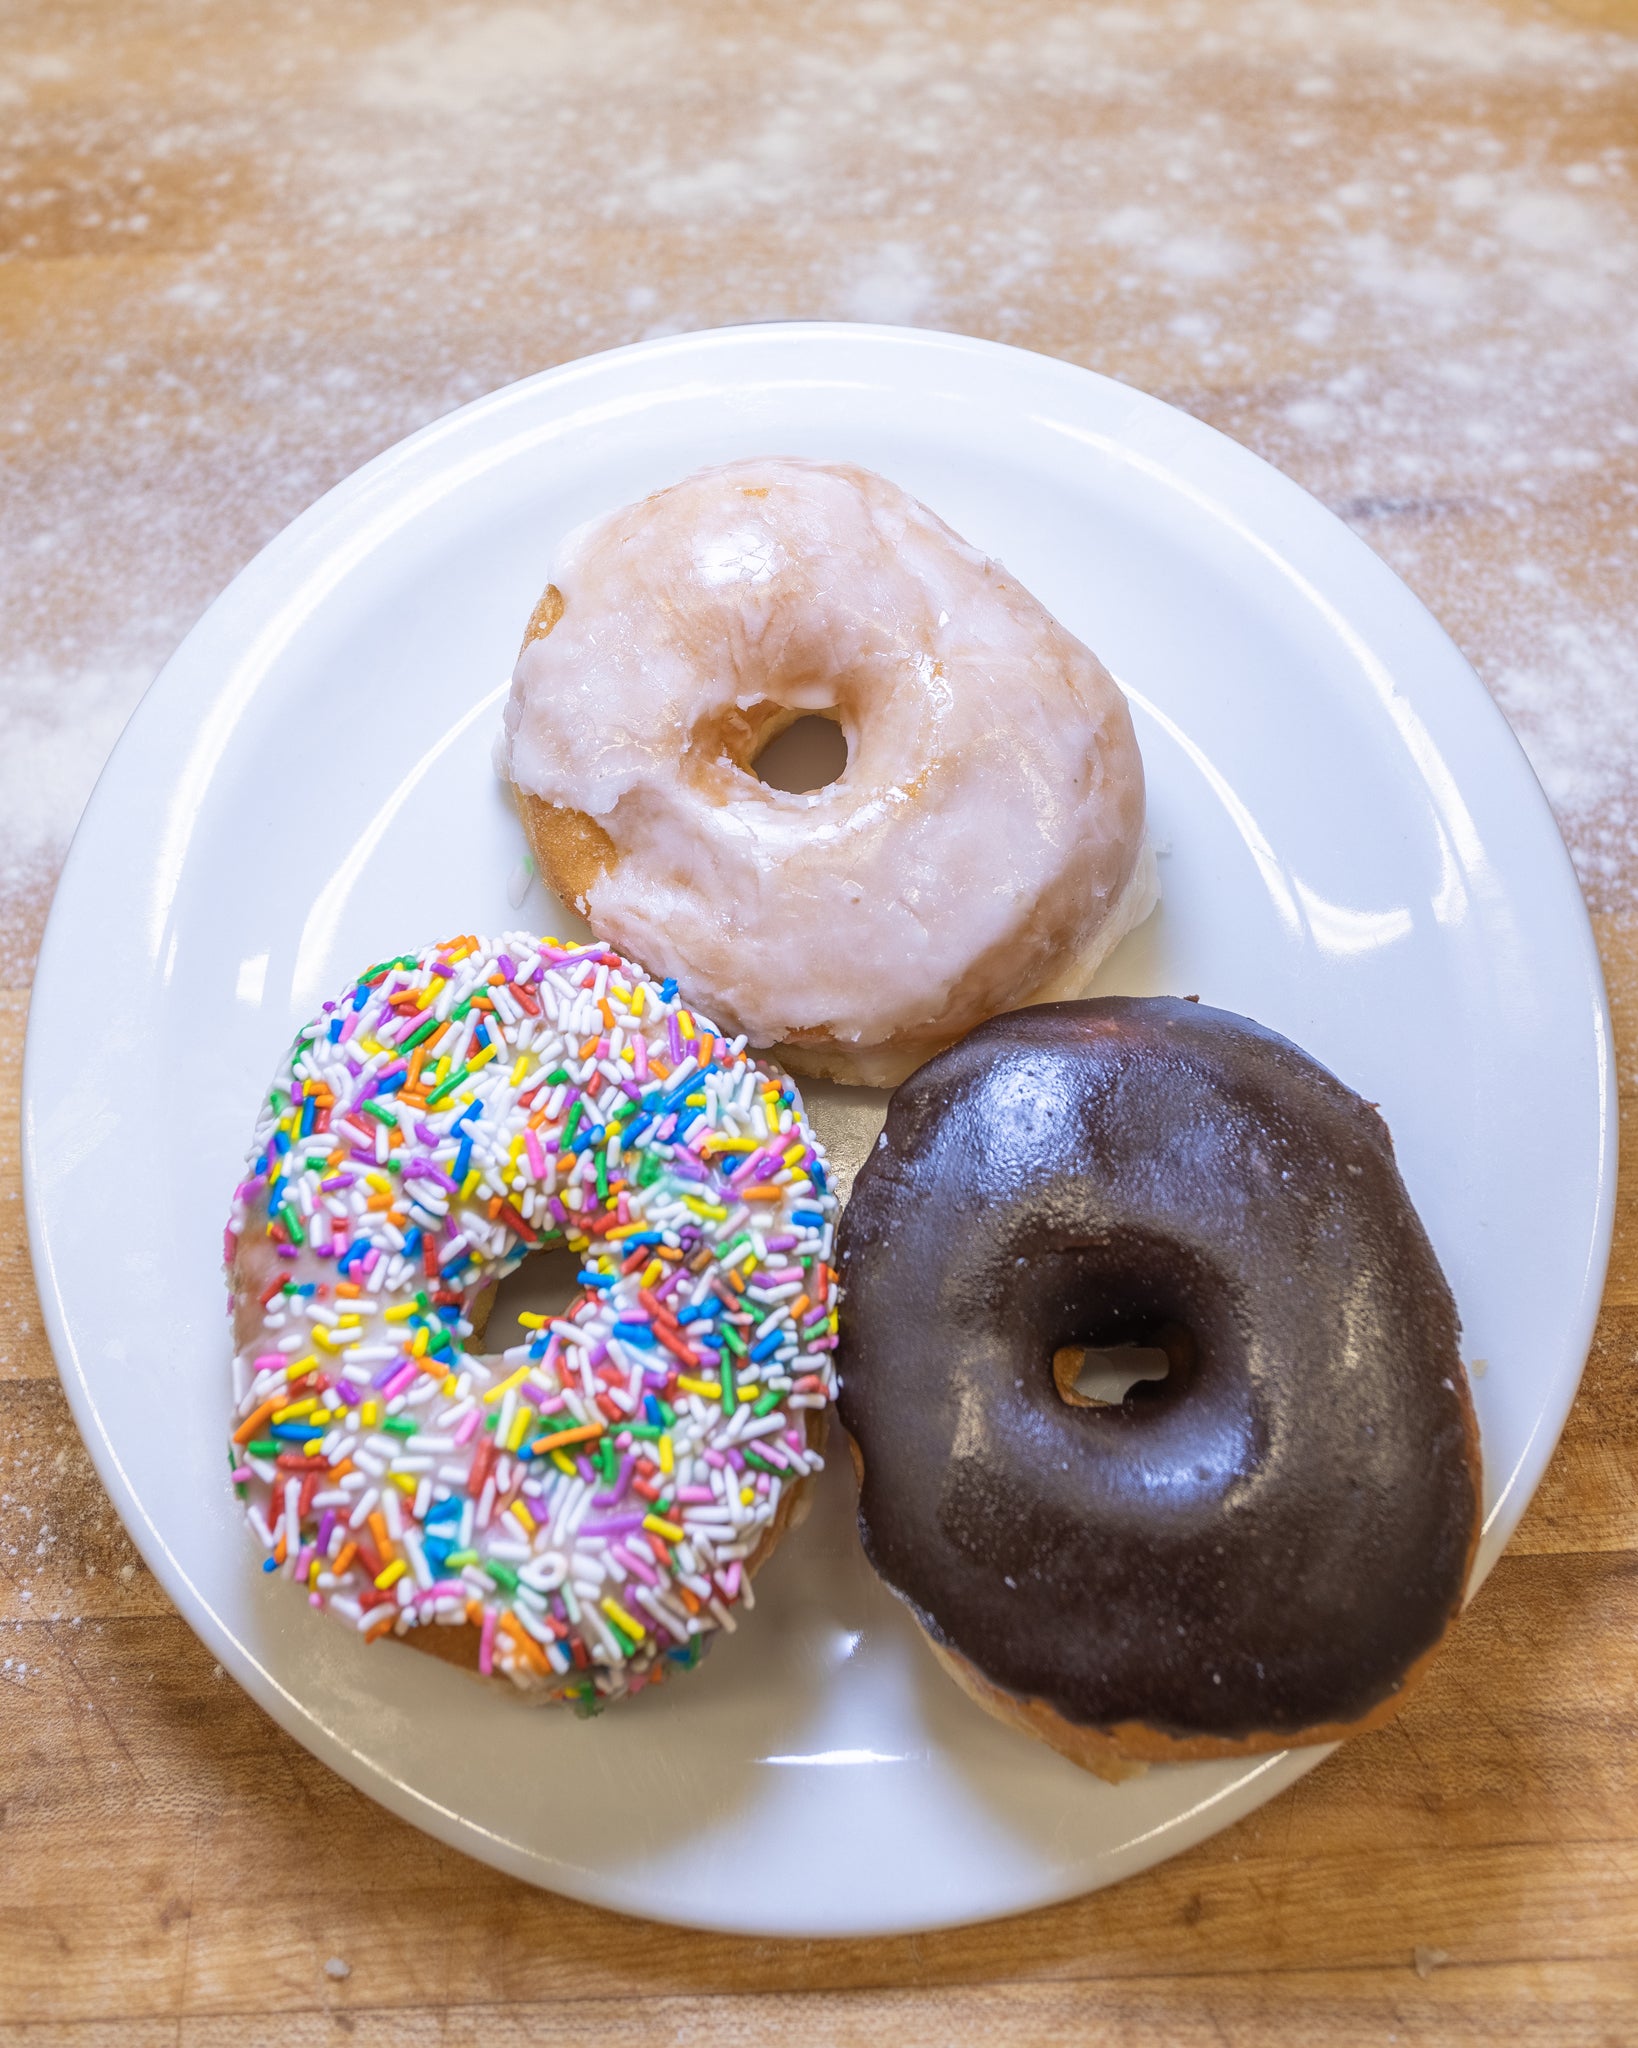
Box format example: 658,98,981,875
1052,1322,1194,1409
750,709,849,793
474,1245,584,1351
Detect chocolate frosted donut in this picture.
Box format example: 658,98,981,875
835,997,1481,1778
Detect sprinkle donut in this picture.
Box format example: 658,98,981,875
225,933,840,1708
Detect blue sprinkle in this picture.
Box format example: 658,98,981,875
299,1097,316,1139
613,1322,657,1347
643,1395,665,1425
791,1208,826,1226
328,1016,343,1043
455,1135,474,1180
262,1556,279,1573
401,1227,422,1256
351,984,370,1011
750,1330,786,1362
660,978,678,1001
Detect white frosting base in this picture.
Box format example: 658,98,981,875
499,458,1152,1054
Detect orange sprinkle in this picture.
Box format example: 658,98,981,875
335,1281,362,1298
368,1511,395,1562
364,1612,396,1644
742,1185,782,1203
528,1421,605,1455
233,1394,281,1445
332,1540,358,1577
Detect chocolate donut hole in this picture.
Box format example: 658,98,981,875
1052,1322,1192,1409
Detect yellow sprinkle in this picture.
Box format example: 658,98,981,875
509,1499,537,1535
601,1595,646,1641
468,1042,499,1073
460,1169,481,1202
361,1400,380,1427
416,981,439,1010
272,1396,318,1423
783,1142,806,1167
658,1435,674,1475
684,1092,706,1107
678,1012,696,1038
682,1197,728,1221
366,1171,392,1193
384,1302,417,1323
374,1559,408,1590
509,1058,529,1087
740,1487,755,1506
620,1045,635,1064
639,1258,663,1290
290,1353,319,1377
517,1311,547,1329
441,1374,459,1396
484,1365,531,1404
642,1514,684,1543
411,1327,429,1357
433,1056,451,1084
627,985,645,1019
312,1327,343,1352
550,1449,576,1476
392,1473,417,1497
506,1407,532,1454
675,1375,722,1401
509,1132,525,1162
702,1135,758,1154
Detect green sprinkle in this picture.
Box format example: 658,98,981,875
563,1100,585,1145
246,1438,279,1458
399,1015,439,1053
719,1323,747,1358
278,1204,305,1246
484,1559,520,1593
594,1150,609,1203
361,1100,398,1126
382,1416,416,1438
720,1358,737,1415
543,1067,570,1086
752,1389,782,1418
445,1548,478,1569
425,1065,470,1107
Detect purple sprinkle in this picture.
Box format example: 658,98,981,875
432,961,455,979
579,1513,646,1537
667,1014,683,1063
575,1454,597,1483
498,954,516,979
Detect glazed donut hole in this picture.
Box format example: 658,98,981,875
746,707,850,795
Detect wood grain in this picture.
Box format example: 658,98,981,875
5,0,1638,2040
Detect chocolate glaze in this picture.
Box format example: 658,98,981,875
835,998,1480,1741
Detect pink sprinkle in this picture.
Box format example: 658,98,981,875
717,1563,742,1600
453,1410,481,1447
524,1129,546,1178
702,1448,727,1470
254,1353,286,1371
478,1607,497,1676
615,1543,660,1588
676,1486,715,1504
380,1361,418,1401
634,1037,648,1080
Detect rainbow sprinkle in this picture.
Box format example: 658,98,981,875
224,933,840,1708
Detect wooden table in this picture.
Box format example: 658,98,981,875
4,2,1636,2039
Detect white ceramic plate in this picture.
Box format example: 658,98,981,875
24,325,1613,1937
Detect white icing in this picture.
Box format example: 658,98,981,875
499,458,1150,1053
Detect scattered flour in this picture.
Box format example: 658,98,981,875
2,0,1636,968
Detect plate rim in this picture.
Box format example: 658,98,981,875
21,320,1617,1935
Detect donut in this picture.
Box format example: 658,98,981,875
224,932,840,1707
497,458,1156,1086
834,997,1482,1778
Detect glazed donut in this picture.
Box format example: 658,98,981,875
835,997,1481,1777
224,932,839,1707
497,458,1156,1087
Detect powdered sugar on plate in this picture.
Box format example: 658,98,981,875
3,0,1636,977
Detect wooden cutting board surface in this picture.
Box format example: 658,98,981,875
3,1,1636,2039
